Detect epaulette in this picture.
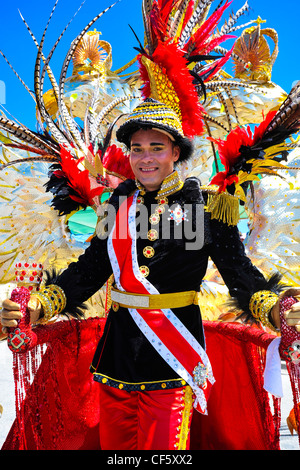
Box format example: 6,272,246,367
200,185,240,227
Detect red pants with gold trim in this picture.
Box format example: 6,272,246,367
98,384,194,450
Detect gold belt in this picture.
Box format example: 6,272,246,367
110,288,200,310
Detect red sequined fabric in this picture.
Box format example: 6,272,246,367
2,317,283,450
279,296,300,444
191,321,280,450
3,317,105,450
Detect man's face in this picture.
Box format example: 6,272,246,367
129,128,180,192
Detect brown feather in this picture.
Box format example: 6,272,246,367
0,116,58,155
266,82,300,134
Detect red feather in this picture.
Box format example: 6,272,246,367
101,144,135,180
203,45,235,82
252,110,277,143
138,41,205,137
58,147,103,207
210,171,239,193
150,4,167,42
199,34,235,56
210,126,252,174
180,0,195,33
209,110,278,192
157,0,180,26
185,0,232,54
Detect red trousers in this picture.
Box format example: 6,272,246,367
98,384,194,450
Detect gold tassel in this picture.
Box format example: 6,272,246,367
204,189,240,226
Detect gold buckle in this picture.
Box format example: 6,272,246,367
110,288,199,310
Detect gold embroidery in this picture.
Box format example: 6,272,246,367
177,386,194,450
249,290,279,332
156,171,183,200
135,179,146,196
135,171,183,200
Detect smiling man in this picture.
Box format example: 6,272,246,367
129,128,180,192
1,98,300,451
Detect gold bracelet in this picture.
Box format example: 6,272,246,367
35,284,67,324
46,284,67,312
34,291,57,323
249,290,279,332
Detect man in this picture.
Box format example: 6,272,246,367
1,99,300,450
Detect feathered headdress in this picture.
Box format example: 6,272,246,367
206,81,300,224
1,0,298,223
135,0,236,138
0,2,137,215
0,0,254,217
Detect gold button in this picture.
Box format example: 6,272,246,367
147,229,158,241
143,246,155,258
112,302,119,312
161,383,167,389
155,205,166,215
156,196,168,205
102,378,107,384
149,213,160,225
140,385,145,390
139,266,150,277
119,383,124,389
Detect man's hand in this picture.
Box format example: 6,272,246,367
0,296,41,334
270,288,300,332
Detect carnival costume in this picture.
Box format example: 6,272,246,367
0,0,300,450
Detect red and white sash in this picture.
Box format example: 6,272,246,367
107,191,215,414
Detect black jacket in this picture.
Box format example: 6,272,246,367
52,177,268,391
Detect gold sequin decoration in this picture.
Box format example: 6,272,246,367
140,56,182,124
177,387,194,450
136,195,144,204
148,229,158,241
155,205,166,215
112,302,119,312
139,266,150,277
143,246,155,258
249,290,279,332
149,213,160,225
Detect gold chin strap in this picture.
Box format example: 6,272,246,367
110,287,200,310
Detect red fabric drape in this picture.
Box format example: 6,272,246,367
2,318,281,450
190,322,280,450
2,318,105,450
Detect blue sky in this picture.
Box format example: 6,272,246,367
0,0,299,129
